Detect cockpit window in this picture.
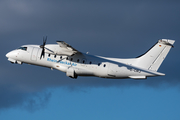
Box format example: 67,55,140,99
17,47,27,51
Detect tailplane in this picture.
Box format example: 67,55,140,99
134,39,175,71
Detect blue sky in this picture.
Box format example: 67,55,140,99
0,0,180,120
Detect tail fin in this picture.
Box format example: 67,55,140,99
135,39,175,71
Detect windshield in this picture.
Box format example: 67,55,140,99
17,47,27,51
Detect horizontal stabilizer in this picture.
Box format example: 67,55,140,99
159,39,175,47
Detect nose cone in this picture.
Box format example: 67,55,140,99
6,50,18,63
6,51,16,58
6,52,10,58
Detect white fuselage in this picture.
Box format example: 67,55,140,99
6,44,163,79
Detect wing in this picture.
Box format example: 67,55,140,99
56,41,81,56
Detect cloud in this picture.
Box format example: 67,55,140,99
0,84,51,111
23,92,51,112
0,0,180,111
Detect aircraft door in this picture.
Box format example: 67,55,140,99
31,48,39,61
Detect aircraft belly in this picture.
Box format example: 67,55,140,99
74,66,94,76
107,64,148,78
107,63,129,78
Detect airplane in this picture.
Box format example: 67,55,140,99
6,38,175,79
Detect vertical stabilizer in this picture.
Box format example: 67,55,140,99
135,39,175,71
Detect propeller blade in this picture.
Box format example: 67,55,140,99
40,48,45,59
40,36,47,59
43,36,47,46
44,47,54,53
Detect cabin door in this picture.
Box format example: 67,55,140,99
31,48,39,61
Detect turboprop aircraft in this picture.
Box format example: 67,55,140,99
6,38,175,79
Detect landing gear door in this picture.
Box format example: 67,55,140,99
31,48,39,61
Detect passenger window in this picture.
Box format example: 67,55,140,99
54,55,56,58
82,59,86,64
98,63,101,66
48,54,50,57
77,59,79,62
60,56,62,59
70,58,73,61
89,61,92,64
66,57,68,60
104,64,106,67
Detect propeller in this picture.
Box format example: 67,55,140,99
40,36,47,59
